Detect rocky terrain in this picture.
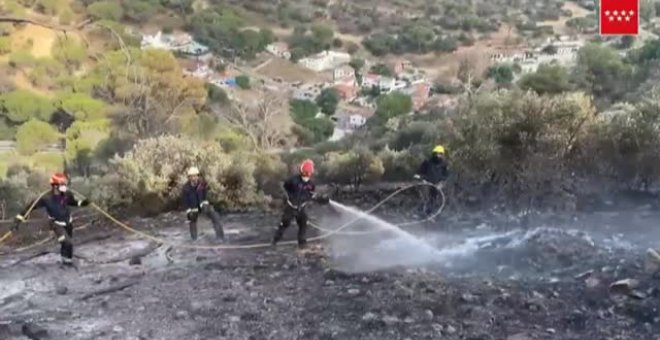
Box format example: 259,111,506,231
1,190,660,340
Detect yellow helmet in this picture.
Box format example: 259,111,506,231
432,145,445,154
187,166,200,176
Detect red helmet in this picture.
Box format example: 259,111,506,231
299,159,314,177
49,172,68,186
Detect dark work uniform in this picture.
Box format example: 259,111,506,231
272,175,316,247
417,155,449,215
19,191,85,260
182,179,224,240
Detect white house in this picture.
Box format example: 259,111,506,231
362,74,397,92
266,42,291,59
333,65,354,82
347,114,366,128
299,50,351,72
141,31,209,56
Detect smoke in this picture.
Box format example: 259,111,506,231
316,201,448,273
313,201,657,276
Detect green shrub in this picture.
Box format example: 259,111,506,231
378,147,420,181
321,147,384,189
0,37,11,55
8,49,35,68
15,120,61,156
0,89,56,123
93,135,268,212
86,1,123,21
30,152,65,172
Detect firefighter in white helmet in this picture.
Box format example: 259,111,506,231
182,166,224,241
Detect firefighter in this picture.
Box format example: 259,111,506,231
272,159,329,249
182,166,225,241
414,145,449,217
11,172,89,267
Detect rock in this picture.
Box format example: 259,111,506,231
585,277,601,288
445,325,457,334
403,317,414,324
610,279,639,293
461,293,477,303
507,333,532,340
174,310,189,320
362,312,378,321
228,316,241,323
629,290,647,300
112,326,124,333
574,270,594,279
55,286,68,295
129,256,142,266
22,323,49,340
424,309,434,320
382,316,399,325
546,328,556,334
347,289,360,296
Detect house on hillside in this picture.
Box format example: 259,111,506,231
362,73,397,92
180,59,212,79
335,83,359,101
298,50,351,72
330,107,375,141
388,58,413,77
402,82,431,111
266,42,291,59
141,31,210,57
333,65,354,82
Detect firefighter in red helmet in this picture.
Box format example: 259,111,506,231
12,172,89,267
272,159,329,249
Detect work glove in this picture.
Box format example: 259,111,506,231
186,209,199,221
200,200,210,208
11,215,24,232
413,174,421,180
313,194,330,205
436,182,445,190
79,199,90,207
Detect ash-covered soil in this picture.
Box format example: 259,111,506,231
1,202,660,340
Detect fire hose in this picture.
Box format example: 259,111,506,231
0,182,445,251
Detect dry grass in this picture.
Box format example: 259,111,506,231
256,57,329,83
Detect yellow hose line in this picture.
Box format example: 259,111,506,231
0,190,49,247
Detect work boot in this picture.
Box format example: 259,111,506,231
298,240,308,250
60,257,77,269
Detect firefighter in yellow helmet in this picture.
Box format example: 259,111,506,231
182,166,224,241
413,145,449,217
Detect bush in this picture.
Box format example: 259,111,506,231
93,136,268,212
30,152,65,172
378,147,420,181
56,92,108,121
0,37,11,55
0,89,56,123
8,49,35,68
15,120,61,155
235,75,251,89
0,166,51,216
87,1,123,20
440,90,597,210
321,147,384,189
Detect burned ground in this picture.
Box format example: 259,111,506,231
1,194,660,340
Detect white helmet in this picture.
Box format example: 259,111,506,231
187,167,200,176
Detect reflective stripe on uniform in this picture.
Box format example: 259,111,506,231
187,208,199,213
57,235,66,242
52,220,67,226
200,201,209,207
